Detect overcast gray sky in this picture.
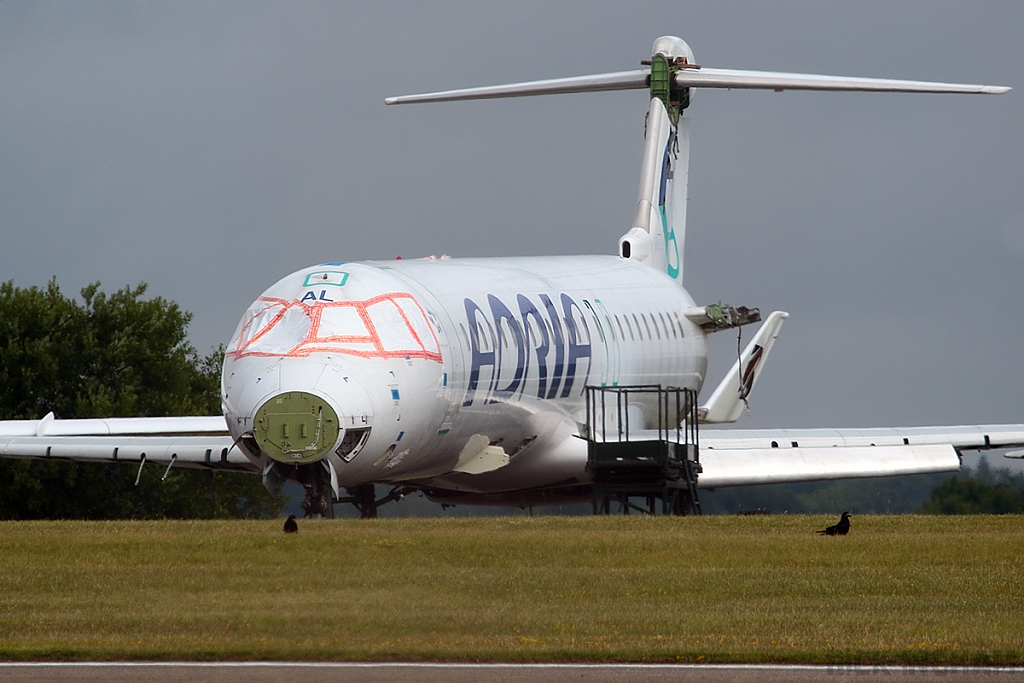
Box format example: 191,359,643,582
1,1,1021,442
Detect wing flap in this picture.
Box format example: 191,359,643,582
0,414,229,438
0,435,254,473
696,423,1024,488
702,424,1024,451
698,443,959,488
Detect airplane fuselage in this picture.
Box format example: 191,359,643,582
222,255,707,493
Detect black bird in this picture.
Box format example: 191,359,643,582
817,511,851,536
283,514,298,534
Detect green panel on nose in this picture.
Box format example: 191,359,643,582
254,391,340,464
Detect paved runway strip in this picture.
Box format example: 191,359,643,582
2,663,1024,683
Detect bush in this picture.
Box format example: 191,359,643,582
0,279,273,519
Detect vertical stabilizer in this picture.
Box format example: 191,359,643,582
383,35,1005,288
698,311,788,423
619,38,693,285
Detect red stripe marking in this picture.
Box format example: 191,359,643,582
227,292,443,363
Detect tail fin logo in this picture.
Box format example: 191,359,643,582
659,129,680,279
739,345,764,400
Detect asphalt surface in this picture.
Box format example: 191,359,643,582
2,663,1023,683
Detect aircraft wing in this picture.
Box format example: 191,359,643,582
697,424,1024,488
0,413,254,473
3,412,1022,491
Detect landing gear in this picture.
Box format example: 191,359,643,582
300,482,333,518
350,484,378,519
295,464,334,519
280,462,414,519
337,484,415,519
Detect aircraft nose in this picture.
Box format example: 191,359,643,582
253,390,341,464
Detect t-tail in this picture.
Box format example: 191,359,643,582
386,35,1008,287
618,36,692,284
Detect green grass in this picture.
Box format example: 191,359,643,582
0,515,1022,664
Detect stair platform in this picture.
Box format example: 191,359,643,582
584,385,701,515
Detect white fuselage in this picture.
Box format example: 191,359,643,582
222,255,707,494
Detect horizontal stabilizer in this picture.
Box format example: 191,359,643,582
386,60,1009,106
699,311,788,423
385,70,648,105
673,68,1009,94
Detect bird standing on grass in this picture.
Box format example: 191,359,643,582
283,515,298,534
817,511,851,536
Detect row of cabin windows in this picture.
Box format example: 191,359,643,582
457,306,686,352
598,309,687,344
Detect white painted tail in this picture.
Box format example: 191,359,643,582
619,100,689,285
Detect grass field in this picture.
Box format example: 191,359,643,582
0,515,1022,664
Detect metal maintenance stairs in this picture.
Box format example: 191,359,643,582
584,385,701,516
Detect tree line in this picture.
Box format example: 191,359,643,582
922,456,1024,515
0,279,273,519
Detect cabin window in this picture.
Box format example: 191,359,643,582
659,312,672,339
567,311,591,345
459,323,469,347
624,315,635,341
477,321,494,353
667,315,674,338
632,314,643,340
672,311,685,338
643,313,657,340
526,317,539,341
615,315,626,341
485,320,496,346
553,316,566,342
604,315,616,342
583,301,607,345
590,313,606,344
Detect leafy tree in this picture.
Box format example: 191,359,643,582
0,279,273,519
922,456,1024,515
